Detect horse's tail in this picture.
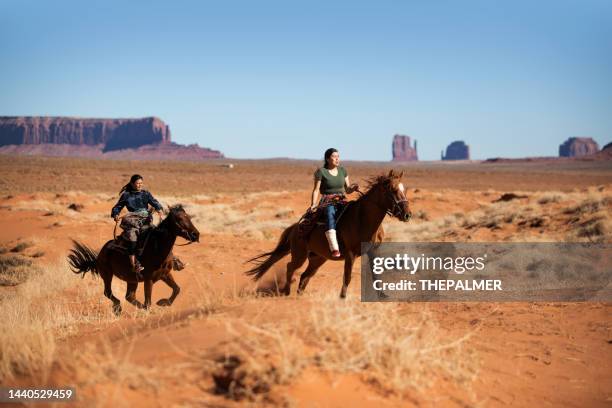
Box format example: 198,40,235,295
68,240,99,278
245,223,296,281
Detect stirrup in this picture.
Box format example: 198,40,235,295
132,260,144,277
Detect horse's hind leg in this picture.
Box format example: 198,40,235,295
283,248,307,296
157,271,180,307
297,254,327,295
103,274,122,316
143,279,153,310
125,281,145,309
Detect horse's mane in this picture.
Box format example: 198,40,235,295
357,172,400,201
158,204,186,228
169,204,185,214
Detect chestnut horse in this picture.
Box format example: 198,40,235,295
68,205,200,315
246,170,411,297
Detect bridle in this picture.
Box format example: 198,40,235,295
357,184,410,220
169,213,199,246
387,190,409,219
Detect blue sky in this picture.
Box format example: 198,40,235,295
1,0,611,160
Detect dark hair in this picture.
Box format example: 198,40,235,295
323,148,338,168
120,174,143,194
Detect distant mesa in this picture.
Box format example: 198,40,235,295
392,134,418,161
0,116,223,160
559,137,599,158
0,116,170,151
441,140,470,160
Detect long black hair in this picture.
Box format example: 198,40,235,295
323,148,338,168
119,174,143,194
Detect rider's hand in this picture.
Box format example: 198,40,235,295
113,215,120,222
310,205,317,212
157,210,164,218
348,183,359,193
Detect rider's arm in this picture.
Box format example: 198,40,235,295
146,191,163,213
311,168,322,210
111,192,127,220
311,179,321,209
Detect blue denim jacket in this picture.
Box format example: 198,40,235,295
111,190,163,218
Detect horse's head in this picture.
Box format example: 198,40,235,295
374,170,412,222
166,204,200,242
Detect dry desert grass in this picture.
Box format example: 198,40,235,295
385,187,612,243
206,294,478,403
0,157,610,407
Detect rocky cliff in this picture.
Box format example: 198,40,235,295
0,116,224,160
559,137,599,157
392,134,418,161
442,140,470,160
0,116,171,152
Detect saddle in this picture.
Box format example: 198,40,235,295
297,201,352,239
109,224,155,256
108,225,186,271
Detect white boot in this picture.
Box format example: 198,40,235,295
325,229,341,257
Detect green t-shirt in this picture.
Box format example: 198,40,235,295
314,166,347,194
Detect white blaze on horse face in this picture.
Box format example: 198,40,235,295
398,182,407,199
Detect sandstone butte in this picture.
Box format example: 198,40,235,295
392,134,418,161
442,140,470,160
559,137,599,158
0,116,224,160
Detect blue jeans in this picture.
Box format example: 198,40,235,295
325,204,338,231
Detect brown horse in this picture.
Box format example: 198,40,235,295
68,205,200,315
246,170,411,298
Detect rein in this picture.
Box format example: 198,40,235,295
358,186,407,218
113,215,124,241
387,192,409,217
113,212,162,241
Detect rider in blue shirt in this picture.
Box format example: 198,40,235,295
111,174,164,274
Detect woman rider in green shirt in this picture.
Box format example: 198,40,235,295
311,148,359,258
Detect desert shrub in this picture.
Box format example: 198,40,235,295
0,255,42,286
10,241,34,253
563,195,611,216
537,193,565,205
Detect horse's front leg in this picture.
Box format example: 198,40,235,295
143,279,153,309
125,281,145,309
340,252,355,298
157,271,180,306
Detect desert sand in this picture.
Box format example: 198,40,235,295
0,156,610,407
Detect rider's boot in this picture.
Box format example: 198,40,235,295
172,255,186,271
130,254,144,279
325,229,341,258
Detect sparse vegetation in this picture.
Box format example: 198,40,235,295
0,156,609,406
205,295,479,401
0,255,42,286
386,190,612,243
10,241,34,253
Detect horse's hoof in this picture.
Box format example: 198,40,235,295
156,298,172,307
112,304,122,316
